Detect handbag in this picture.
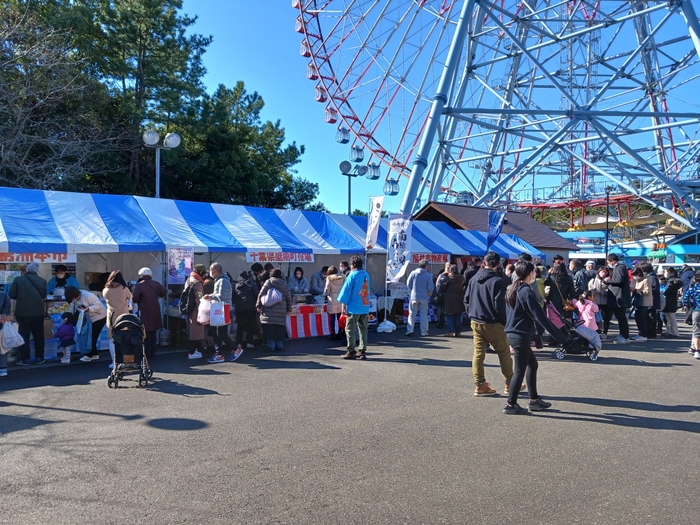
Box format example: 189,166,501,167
433,291,443,306
631,291,643,308
261,287,282,307
553,279,575,311
210,301,230,327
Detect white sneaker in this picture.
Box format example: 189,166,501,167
0,368,7,377
630,336,647,342
108,362,114,369
188,350,203,360
612,336,629,344
246,343,255,349
60,357,71,364
599,333,607,340
79,355,99,362
694,351,700,360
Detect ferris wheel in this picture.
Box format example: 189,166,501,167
293,1,700,227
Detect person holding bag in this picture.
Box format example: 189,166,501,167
544,262,576,322
184,264,207,360
323,266,345,341
8,261,47,365
630,267,652,341
64,286,107,362
204,262,241,363
132,267,167,357
0,289,13,376
440,264,465,337
256,269,292,351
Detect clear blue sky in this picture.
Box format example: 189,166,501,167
181,0,394,214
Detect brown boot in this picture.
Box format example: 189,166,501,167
504,381,526,395
357,350,366,360
474,381,497,396
342,351,357,360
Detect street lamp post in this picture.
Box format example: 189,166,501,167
339,160,368,215
604,186,612,260
143,131,181,198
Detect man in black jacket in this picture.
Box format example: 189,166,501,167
464,251,514,396
8,261,47,365
604,254,630,343
233,271,258,349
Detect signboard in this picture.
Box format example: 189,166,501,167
365,196,384,250
386,214,412,282
0,253,76,264
167,248,193,285
245,252,314,263
411,253,449,264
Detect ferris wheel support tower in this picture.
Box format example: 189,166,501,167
400,0,700,229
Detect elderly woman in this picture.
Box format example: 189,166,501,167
439,264,465,337
257,269,292,351
132,267,167,357
47,264,80,295
184,265,207,360
103,270,132,367
65,286,107,362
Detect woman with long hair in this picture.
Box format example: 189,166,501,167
544,261,576,320
504,261,565,415
103,270,132,367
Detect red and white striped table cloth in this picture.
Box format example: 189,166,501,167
286,304,331,339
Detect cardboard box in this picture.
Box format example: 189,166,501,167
44,318,55,340
84,272,103,285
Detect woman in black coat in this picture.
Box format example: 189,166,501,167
544,262,576,319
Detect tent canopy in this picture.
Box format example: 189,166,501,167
0,188,542,258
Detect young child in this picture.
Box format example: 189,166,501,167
573,290,600,332
55,312,76,364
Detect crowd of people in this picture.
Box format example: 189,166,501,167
182,256,370,363
405,251,699,415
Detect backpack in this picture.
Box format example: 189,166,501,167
179,283,197,315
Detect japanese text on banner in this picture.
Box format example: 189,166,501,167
0,253,76,264
245,252,314,263
411,253,449,264
386,214,412,283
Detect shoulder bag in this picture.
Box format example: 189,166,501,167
553,279,575,311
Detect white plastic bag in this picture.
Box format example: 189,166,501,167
1,322,24,354
377,320,396,333
75,309,85,335
197,298,211,325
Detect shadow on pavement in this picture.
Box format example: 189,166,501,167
146,417,208,431
535,409,700,433
547,395,700,413
0,413,55,435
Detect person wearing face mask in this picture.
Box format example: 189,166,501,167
47,265,80,295
288,266,310,295
503,261,566,415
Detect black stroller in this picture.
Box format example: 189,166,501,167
107,314,153,388
554,316,602,362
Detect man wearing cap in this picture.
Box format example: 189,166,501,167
232,271,257,350
575,260,597,296
132,267,167,357
405,259,435,336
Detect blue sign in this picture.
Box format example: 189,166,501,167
486,211,506,249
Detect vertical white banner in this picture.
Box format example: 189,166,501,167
365,196,385,250
386,214,412,283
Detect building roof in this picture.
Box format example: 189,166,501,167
414,202,577,252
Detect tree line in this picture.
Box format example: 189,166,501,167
0,0,325,210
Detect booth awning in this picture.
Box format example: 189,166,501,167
0,188,164,253
0,188,544,258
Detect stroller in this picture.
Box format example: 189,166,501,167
554,316,602,362
107,314,153,388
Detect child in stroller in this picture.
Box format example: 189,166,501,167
107,313,153,388
554,315,602,361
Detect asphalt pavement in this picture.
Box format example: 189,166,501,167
1,320,698,525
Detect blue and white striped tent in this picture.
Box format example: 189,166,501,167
0,188,542,259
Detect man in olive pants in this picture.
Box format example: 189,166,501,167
463,251,514,396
